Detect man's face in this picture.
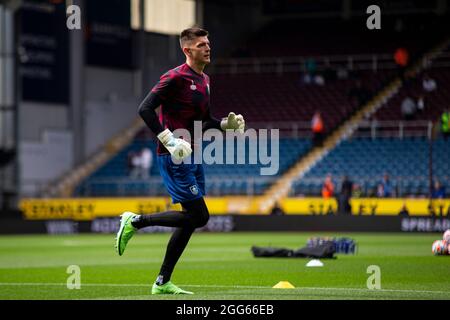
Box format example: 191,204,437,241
185,36,211,65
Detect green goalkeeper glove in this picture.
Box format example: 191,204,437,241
157,129,192,160
220,112,245,133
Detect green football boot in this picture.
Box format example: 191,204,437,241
151,281,194,295
115,211,138,256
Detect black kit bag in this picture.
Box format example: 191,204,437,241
251,246,294,257
251,242,336,259
293,242,336,258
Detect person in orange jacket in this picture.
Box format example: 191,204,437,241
322,174,335,198
311,111,325,147
394,47,409,81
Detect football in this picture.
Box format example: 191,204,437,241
432,240,447,255
443,229,450,243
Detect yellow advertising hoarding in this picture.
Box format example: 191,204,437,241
20,197,228,220
19,197,449,220
280,197,450,216
282,197,337,215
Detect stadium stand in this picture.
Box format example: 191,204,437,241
74,14,449,199
210,71,394,134
371,68,450,122
292,59,450,198
75,135,312,196
292,137,449,197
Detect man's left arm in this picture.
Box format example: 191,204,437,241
202,107,222,131
203,109,246,133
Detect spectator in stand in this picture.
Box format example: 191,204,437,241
302,58,317,84
431,180,446,199
314,74,325,86
127,151,136,176
417,95,426,114
376,183,385,198
139,147,153,179
311,111,325,147
401,95,417,121
441,109,449,140
352,183,363,198
270,202,285,216
398,204,410,217
305,58,316,73
380,173,393,197
394,47,409,81
302,58,325,85
321,174,335,199
130,151,142,178
128,148,153,179
422,73,437,93
301,58,326,86
337,175,353,215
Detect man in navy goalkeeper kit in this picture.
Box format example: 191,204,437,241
115,28,245,295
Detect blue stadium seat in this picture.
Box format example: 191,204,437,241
294,137,449,197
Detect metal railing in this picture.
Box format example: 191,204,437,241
291,176,444,198
426,51,450,68
208,53,396,75
352,120,434,139
246,121,312,138
77,176,277,197
248,120,434,139
209,44,450,75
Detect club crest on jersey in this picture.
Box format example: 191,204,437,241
190,185,199,195
190,80,197,91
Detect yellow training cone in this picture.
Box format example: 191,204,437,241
272,281,295,289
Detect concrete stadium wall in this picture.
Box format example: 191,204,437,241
18,102,73,196
19,102,69,140
19,130,73,196
83,67,140,157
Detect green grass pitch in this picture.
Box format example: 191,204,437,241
0,232,449,300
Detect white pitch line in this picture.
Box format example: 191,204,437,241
0,282,449,295
0,257,250,270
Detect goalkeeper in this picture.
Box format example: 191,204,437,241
115,27,245,295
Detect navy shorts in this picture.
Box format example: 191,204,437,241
157,154,205,204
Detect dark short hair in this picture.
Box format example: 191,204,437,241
180,27,208,47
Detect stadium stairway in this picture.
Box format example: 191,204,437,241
43,118,146,197
252,37,450,214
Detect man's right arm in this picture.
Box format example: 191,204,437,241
138,91,164,135
138,73,192,160
138,72,175,135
